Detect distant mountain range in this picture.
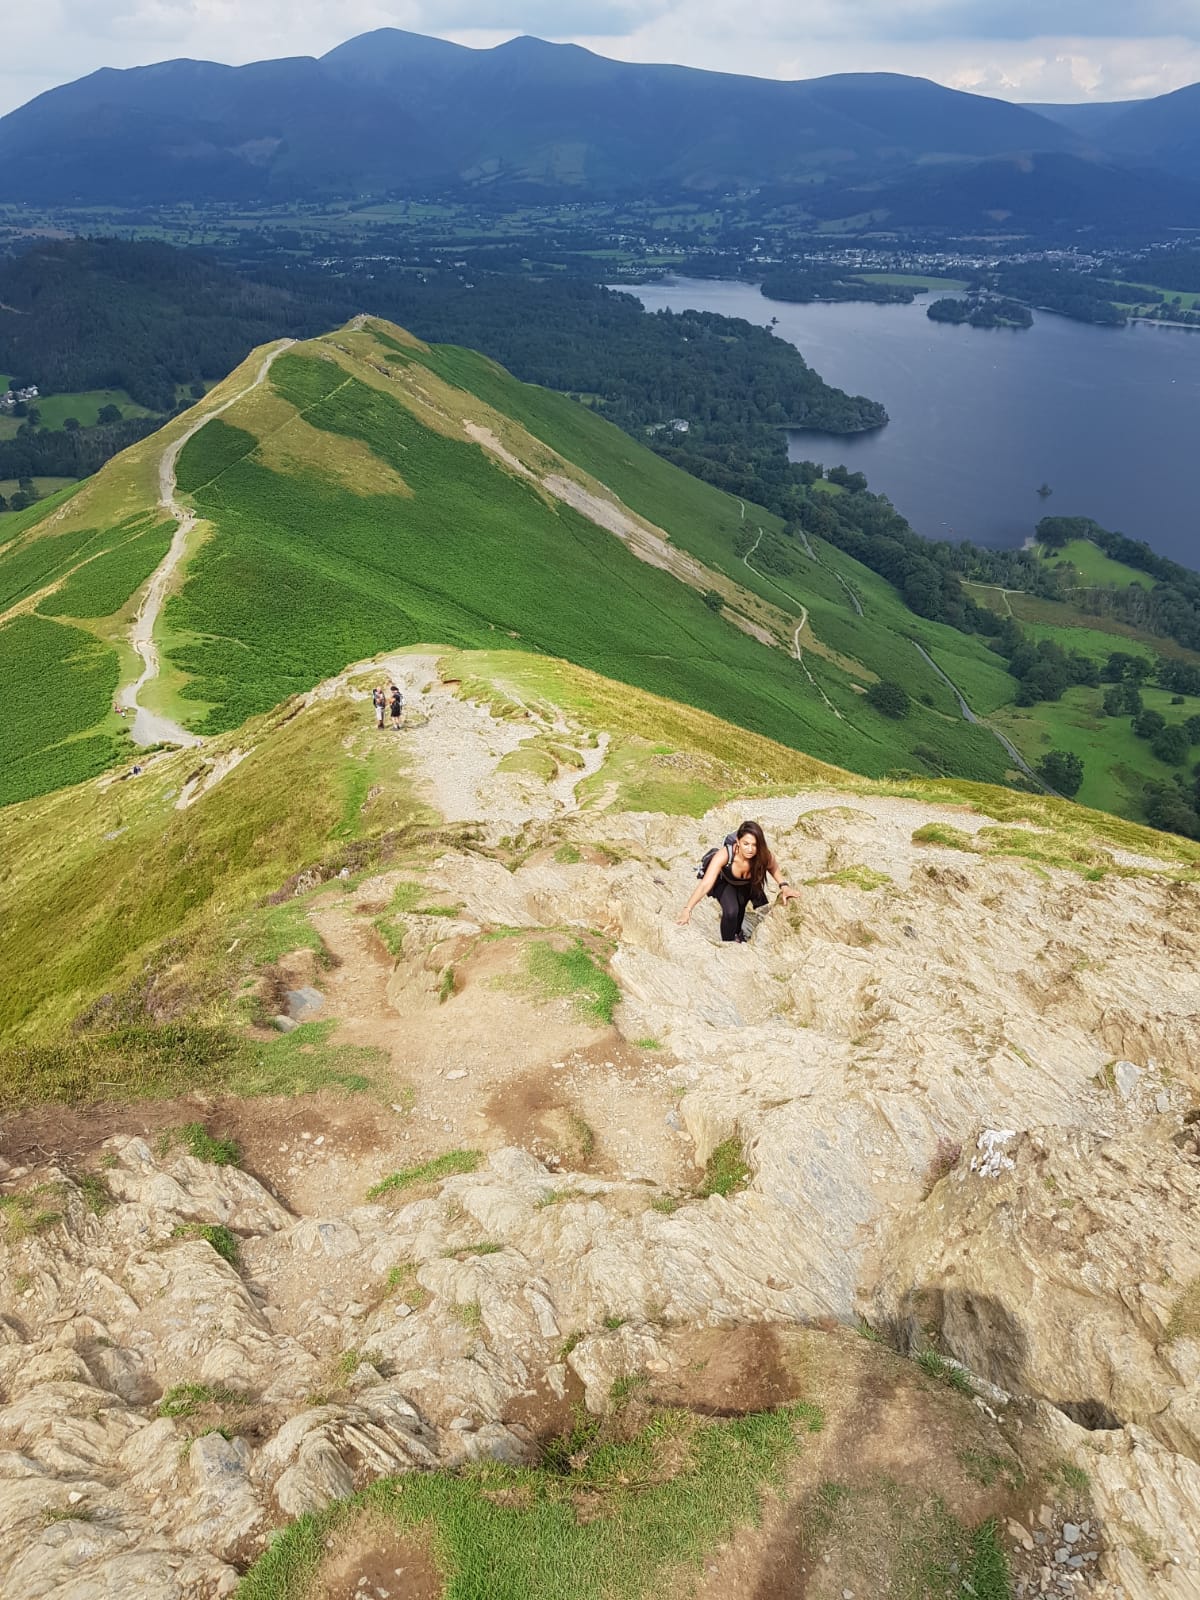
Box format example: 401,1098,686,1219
1030,85,1200,179
0,30,1197,225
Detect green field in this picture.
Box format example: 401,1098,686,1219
0,509,174,802
0,476,78,503
1116,281,1200,311
0,614,125,806
1043,539,1152,590
855,272,970,292
995,682,1200,817
0,387,151,440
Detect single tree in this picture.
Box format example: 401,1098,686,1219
1038,749,1084,797
866,680,910,718
1152,725,1190,767
703,589,723,612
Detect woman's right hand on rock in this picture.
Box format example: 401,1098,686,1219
675,908,691,925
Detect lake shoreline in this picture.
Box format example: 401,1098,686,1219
620,277,1200,565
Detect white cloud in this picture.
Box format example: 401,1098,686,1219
2,1,1199,117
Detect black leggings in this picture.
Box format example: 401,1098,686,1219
709,878,768,941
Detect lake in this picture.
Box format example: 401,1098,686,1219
621,277,1200,566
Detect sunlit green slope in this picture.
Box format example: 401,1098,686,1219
0,317,1019,812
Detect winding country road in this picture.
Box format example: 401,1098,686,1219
911,641,1054,793
118,340,294,747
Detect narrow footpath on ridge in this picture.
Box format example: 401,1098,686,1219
736,499,846,722
117,339,296,748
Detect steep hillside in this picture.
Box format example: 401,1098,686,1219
805,149,1200,229
0,647,1197,1599
0,317,1027,815
0,31,1081,203
1089,81,1200,179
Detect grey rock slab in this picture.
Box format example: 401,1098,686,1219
286,986,324,1022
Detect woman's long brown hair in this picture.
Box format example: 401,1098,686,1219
737,820,770,893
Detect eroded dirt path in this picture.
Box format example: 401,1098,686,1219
118,340,295,747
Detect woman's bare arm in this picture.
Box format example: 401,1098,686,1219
766,851,800,904
676,850,724,924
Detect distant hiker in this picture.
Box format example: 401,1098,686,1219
372,685,387,729
388,683,404,730
676,820,798,943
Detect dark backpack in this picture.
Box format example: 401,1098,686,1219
696,833,738,880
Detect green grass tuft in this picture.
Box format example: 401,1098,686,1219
911,823,975,851
171,1222,240,1267
453,1300,483,1331
160,1121,240,1167
524,939,620,1025
157,1382,248,1419
236,1400,820,1600
76,1172,113,1216
914,1349,974,1395
700,1136,750,1199
366,1149,482,1201
0,1189,63,1240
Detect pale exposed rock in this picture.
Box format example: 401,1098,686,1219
4,737,1200,1595
872,1126,1200,1461
568,1324,666,1413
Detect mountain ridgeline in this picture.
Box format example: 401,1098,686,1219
3,28,1197,227
0,316,1027,813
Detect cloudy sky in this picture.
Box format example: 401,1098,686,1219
3,0,1199,118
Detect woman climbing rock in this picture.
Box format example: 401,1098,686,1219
676,820,799,943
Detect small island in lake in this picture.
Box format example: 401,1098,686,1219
928,296,1033,330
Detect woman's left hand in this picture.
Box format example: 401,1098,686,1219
779,886,800,905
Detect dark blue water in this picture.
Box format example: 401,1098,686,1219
622,276,1200,565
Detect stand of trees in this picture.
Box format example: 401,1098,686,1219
989,265,1130,326
927,296,1032,329
0,414,163,484
1100,650,1200,839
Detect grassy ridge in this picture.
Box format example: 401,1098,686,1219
0,690,432,1042
398,335,1015,783
162,337,1014,786
165,356,870,767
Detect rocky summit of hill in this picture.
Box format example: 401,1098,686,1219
0,642,1198,1599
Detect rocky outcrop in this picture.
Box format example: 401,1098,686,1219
3,664,1200,1596
873,1123,1200,1462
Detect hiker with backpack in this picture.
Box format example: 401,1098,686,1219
388,683,404,730
372,685,387,729
676,820,798,943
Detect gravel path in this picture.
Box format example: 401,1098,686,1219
118,340,295,747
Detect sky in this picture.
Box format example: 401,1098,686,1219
3,0,1200,118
